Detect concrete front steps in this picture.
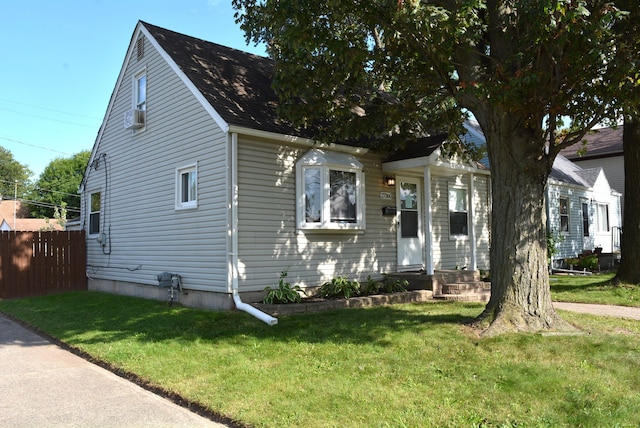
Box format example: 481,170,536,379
390,269,491,302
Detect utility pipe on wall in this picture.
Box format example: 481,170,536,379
229,132,278,326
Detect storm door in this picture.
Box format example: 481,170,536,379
396,178,424,271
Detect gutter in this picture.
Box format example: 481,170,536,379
229,132,278,326
227,125,369,155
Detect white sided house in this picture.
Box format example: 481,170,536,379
547,155,622,268
80,22,491,319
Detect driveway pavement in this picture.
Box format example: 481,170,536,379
0,315,229,428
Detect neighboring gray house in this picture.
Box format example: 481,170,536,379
79,21,491,318
559,126,624,219
466,123,622,267
547,155,622,265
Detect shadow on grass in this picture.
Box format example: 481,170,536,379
550,275,615,293
0,291,484,348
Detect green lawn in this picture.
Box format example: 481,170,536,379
1,291,640,427
551,272,640,307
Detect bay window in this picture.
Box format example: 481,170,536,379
297,149,364,231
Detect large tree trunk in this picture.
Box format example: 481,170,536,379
616,114,640,284
472,110,577,337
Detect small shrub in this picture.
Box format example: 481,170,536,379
318,277,360,299
263,271,305,304
360,275,382,296
381,277,408,293
566,258,581,268
577,254,599,271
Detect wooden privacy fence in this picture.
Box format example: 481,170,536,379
0,230,87,299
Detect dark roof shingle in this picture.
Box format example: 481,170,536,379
559,126,623,160
142,21,312,138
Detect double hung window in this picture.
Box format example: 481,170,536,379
596,203,609,232
89,192,101,235
448,187,468,236
559,197,569,233
135,72,146,112
582,202,590,237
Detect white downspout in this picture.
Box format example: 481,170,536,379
229,132,278,326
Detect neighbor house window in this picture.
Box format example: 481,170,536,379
89,192,101,235
559,197,569,233
297,149,364,230
176,164,197,210
448,187,468,236
596,203,609,232
582,202,590,237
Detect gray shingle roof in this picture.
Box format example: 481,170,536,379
559,126,623,160
550,155,602,188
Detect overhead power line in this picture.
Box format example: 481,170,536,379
0,136,70,155
0,179,81,199
0,97,102,121
1,196,80,213
0,107,99,128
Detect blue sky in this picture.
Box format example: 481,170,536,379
0,0,266,180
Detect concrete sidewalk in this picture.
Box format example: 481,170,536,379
0,315,228,428
554,301,640,320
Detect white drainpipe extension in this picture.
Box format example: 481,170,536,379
230,132,278,326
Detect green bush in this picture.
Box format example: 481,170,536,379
360,275,382,295
577,254,599,271
263,271,305,304
381,277,409,293
317,277,361,299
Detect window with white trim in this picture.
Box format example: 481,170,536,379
89,192,101,235
176,164,197,210
296,149,365,230
559,197,569,233
448,186,468,236
596,203,609,232
581,202,590,237
135,71,146,111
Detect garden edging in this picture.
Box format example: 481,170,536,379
252,290,434,316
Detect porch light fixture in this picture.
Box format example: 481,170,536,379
384,176,396,186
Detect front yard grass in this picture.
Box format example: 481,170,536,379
1,291,640,427
551,272,640,307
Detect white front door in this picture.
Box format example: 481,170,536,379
397,178,424,271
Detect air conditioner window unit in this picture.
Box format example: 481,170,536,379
124,108,145,129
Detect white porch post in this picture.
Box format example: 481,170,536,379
468,172,477,271
424,166,434,275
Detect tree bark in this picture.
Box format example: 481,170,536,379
472,109,577,337
616,115,640,284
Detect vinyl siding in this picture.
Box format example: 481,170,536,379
548,184,593,259
473,176,491,270
236,138,396,291
431,174,490,270
83,34,229,292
